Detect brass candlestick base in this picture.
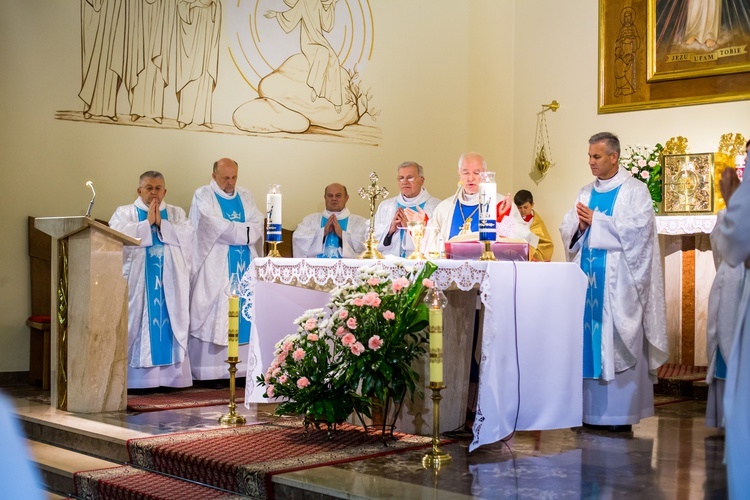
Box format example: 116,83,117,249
478,240,496,261
422,383,452,469
267,241,282,258
218,358,246,426
359,233,384,259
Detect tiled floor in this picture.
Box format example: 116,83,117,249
8,384,728,499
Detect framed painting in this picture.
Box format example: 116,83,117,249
598,0,750,113
662,153,715,214
648,0,750,82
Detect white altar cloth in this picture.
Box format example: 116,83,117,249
241,258,586,451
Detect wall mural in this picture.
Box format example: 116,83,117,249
56,0,379,145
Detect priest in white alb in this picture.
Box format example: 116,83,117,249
374,161,440,258
188,158,264,380
559,132,668,432
292,183,368,258
432,152,533,245
109,171,194,388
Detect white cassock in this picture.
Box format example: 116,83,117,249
373,188,440,258
559,167,668,425
188,181,263,379
713,175,750,499
431,190,534,245
705,209,745,428
109,199,193,388
292,208,368,258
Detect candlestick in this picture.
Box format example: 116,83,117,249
421,384,452,469
478,171,497,242
218,358,246,426
266,184,282,257
424,287,448,386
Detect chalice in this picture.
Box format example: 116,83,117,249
407,220,426,260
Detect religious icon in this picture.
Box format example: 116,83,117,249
662,153,714,213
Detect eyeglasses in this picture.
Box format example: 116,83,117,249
397,176,417,183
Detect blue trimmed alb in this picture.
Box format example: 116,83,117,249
318,216,349,258
136,207,173,365
215,194,251,344
581,186,621,379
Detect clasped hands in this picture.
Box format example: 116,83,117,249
388,207,427,236
324,214,343,238
147,199,162,227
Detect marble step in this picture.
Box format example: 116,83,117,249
14,400,149,463
27,439,121,497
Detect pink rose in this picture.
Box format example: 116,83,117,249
266,385,275,398
338,310,348,320
391,277,410,292
342,332,356,346
350,342,365,356
264,373,271,384
307,333,319,341
641,171,650,180
272,367,281,377
383,310,395,321
304,317,318,331
297,377,310,389
336,326,346,337
279,374,288,384
352,297,365,307
368,335,383,350
292,348,306,361
422,278,434,288
638,158,647,167
282,341,294,353
347,317,358,330
363,291,381,307
367,277,381,286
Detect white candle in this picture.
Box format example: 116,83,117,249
478,172,497,242
266,186,282,242
228,295,239,359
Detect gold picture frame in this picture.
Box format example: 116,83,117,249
647,0,750,82
598,0,750,113
662,153,715,214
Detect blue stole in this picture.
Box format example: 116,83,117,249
715,348,728,380
396,201,427,258
318,215,349,258
214,194,251,344
449,200,479,239
136,207,173,365
581,185,621,379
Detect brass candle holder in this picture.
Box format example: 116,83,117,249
479,240,496,261
267,241,282,258
422,382,452,469
218,358,246,425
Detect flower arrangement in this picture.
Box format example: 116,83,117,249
620,143,664,212
257,262,437,427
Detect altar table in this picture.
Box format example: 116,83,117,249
241,258,587,451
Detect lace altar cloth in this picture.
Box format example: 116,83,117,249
655,215,716,235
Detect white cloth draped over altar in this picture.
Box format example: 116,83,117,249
240,258,587,450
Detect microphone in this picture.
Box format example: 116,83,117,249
85,181,96,217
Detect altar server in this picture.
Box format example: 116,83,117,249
373,161,440,258
432,152,532,244
109,171,194,388
292,183,368,258
559,132,668,432
514,189,554,261
714,141,750,499
188,158,264,380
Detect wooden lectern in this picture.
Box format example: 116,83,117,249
35,216,139,413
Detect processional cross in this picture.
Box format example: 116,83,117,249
358,172,389,259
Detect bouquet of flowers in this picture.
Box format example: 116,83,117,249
620,143,664,212
257,261,437,426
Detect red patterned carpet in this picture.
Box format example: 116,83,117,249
127,387,244,412
75,420,433,499
656,363,708,381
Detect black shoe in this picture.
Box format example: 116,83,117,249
583,423,632,432
442,426,474,439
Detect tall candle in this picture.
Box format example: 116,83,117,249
228,295,240,359
428,307,444,385
266,185,282,242
478,171,497,242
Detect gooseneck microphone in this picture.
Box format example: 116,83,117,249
85,181,96,217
